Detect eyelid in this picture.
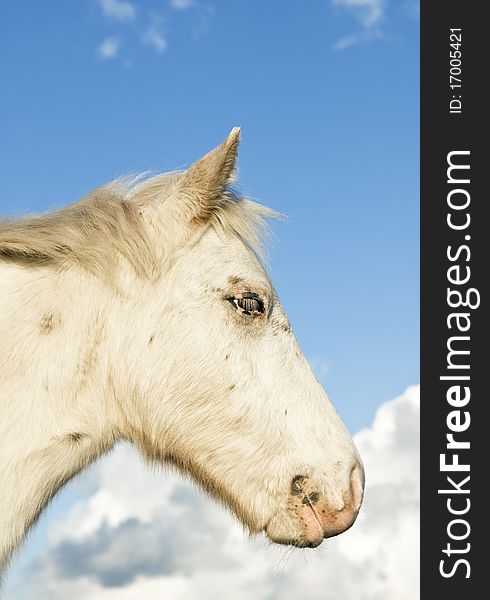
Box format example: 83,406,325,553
240,292,261,300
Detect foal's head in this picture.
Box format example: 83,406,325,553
106,129,364,548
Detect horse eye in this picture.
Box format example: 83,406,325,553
228,293,265,316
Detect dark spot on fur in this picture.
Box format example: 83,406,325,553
270,317,292,336
39,313,56,334
228,276,243,286
228,383,236,391
148,335,155,344
65,432,85,443
225,354,230,361
284,409,288,416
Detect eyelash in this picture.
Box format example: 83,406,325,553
227,293,265,316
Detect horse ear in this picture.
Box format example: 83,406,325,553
179,127,240,225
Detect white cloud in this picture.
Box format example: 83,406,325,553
142,26,168,54
3,386,419,600
170,0,195,10
333,0,385,28
97,37,121,60
95,0,208,60
332,0,386,49
99,0,135,21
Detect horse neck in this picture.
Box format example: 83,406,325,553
0,263,119,572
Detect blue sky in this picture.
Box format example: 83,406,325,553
1,2,419,595
1,0,419,433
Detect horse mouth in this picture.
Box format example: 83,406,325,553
264,502,325,548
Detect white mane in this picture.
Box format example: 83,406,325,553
0,173,274,282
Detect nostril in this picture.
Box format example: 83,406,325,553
290,475,308,496
301,491,320,505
